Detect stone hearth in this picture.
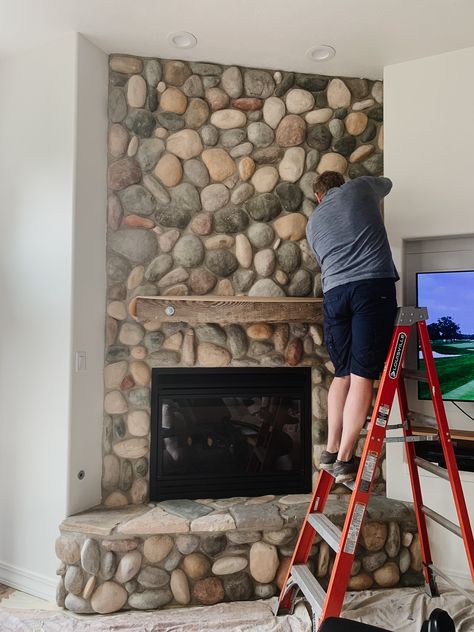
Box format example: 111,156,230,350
55,494,422,614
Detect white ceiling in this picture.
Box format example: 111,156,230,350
2,0,474,79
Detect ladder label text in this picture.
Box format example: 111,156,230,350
359,451,378,492
343,503,366,554
389,332,407,379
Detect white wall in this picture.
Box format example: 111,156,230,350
0,33,107,599
68,35,107,516
384,46,474,585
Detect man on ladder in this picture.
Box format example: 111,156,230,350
276,172,474,630
306,171,399,483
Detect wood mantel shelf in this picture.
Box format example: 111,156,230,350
130,295,324,325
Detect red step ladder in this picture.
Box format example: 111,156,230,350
274,307,474,629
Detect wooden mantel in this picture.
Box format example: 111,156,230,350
130,295,324,325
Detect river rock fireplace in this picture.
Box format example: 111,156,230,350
150,367,312,500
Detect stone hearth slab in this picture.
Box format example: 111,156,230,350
159,499,214,520
118,506,190,535
229,502,284,530
60,505,148,536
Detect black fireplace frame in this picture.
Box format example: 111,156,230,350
149,367,313,501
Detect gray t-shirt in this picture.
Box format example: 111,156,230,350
306,176,399,293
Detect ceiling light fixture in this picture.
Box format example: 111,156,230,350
168,31,198,49
306,45,336,62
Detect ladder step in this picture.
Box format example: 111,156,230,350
291,564,326,617
421,505,462,538
385,434,438,443
408,411,437,428
307,513,342,552
402,369,429,383
415,456,449,481
343,480,355,491
429,565,474,605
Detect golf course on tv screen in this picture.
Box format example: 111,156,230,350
417,271,474,402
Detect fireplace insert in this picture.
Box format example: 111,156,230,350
150,367,313,500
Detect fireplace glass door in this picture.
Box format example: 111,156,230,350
150,368,312,500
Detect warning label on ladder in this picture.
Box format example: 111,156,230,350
359,451,378,492
375,404,390,428
343,503,366,555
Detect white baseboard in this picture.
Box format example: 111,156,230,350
0,560,56,601
437,566,473,590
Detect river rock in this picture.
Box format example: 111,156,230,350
361,522,388,552
286,88,314,114
189,268,217,294
173,235,205,268
247,222,274,248
214,208,249,233
278,147,305,182
115,550,142,583
55,536,80,565
247,122,274,148
143,535,174,563
374,562,400,587
276,115,306,147
200,183,229,212
210,109,246,129
109,88,127,123
345,112,368,136
202,148,236,181
327,78,351,108
182,552,211,580
249,542,279,583
245,193,281,222
221,66,243,98
193,577,225,605
163,60,191,86
231,183,254,205
385,521,401,558
244,69,274,98
183,98,209,130
65,566,84,595
363,551,387,572
154,153,183,188
64,593,93,613
166,129,203,159
274,213,307,241
409,534,422,571
137,566,170,588
110,56,143,74
197,343,231,367
128,588,172,609
223,572,253,601
348,573,374,591
108,159,141,190
249,279,285,297
81,539,100,576
254,249,276,276
235,234,253,268
252,166,279,192
317,152,347,174
128,76,149,107
263,96,286,128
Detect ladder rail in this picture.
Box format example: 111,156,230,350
321,322,413,620
397,379,437,595
275,308,474,629
418,320,474,582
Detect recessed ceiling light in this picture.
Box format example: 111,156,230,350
168,31,198,49
306,45,336,62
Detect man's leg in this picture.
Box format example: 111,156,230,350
326,375,351,453
337,374,373,461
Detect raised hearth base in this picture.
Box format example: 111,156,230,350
55,493,422,614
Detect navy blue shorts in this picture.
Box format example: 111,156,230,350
323,278,398,379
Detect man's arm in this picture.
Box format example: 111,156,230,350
360,176,393,199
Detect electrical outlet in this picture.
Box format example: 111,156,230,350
75,351,87,372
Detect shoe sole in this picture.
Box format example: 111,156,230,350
335,472,357,484
319,463,335,472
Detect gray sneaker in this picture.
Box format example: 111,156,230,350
334,457,361,483
319,450,338,472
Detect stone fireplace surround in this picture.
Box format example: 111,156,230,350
54,55,423,615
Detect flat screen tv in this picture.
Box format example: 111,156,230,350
416,270,474,402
